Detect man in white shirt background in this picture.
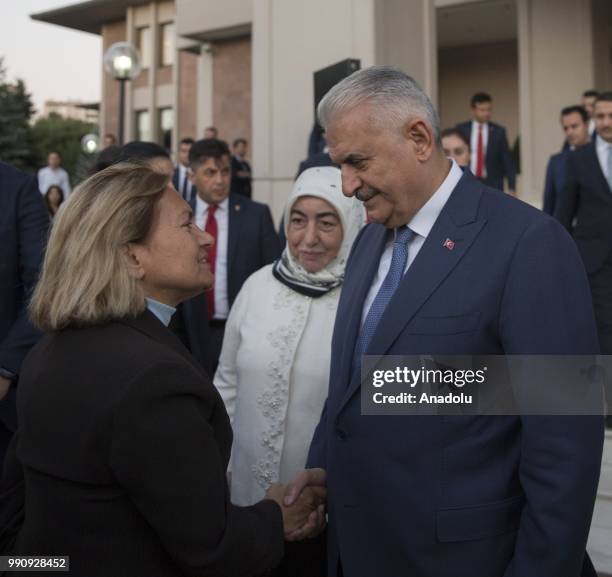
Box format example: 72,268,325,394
177,138,281,374
172,137,195,203
556,92,612,376
37,151,71,198
456,92,516,195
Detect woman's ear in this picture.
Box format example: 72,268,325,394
123,244,145,280
403,119,435,162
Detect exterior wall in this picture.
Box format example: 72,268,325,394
178,50,199,139
212,37,252,147
375,0,437,102
591,0,612,91
438,40,519,144
517,0,594,206
176,0,251,39
101,20,127,140
251,0,377,223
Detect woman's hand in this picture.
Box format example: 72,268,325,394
265,482,326,537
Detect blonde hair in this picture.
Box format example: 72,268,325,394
30,162,169,331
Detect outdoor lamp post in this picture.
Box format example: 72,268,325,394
81,133,99,155
103,42,141,145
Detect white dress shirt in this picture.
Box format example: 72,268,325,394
470,120,489,178
37,166,72,197
195,195,229,319
361,160,463,325
177,164,191,199
595,134,612,184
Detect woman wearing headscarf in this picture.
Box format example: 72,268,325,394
214,166,366,506
0,163,325,576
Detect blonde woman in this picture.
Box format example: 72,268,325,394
0,163,324,576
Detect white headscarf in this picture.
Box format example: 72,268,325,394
273,166,366,297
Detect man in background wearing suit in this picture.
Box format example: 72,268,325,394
172,137,195,203
230,138,252,199
556,92,612,359
543,105,590,215
456,92,516,194
0,162,48,463
582,90,599,139
179,139,281,374
285,66,603,577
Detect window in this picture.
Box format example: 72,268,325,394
135,110,151,142
158,107,174,150
159,22,175,67
136,27,151,69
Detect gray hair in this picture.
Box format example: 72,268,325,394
317,66,441,143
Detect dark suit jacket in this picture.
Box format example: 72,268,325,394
0,163,48,433
230,156,252,198
295,152,335,179
456,121,516,191
172,165,194,203
555,142,612,274
177,193,281,375
307,171,603,577
0,311,283,576
543,150,569,215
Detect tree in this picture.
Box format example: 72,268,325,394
30,113,96,185
0,58,36,171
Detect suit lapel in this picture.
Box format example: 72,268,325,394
227,194,243,273
338,172,487,411
334,225,388,393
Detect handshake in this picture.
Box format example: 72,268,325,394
265,468,327,541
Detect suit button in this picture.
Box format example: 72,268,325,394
336,428,348,441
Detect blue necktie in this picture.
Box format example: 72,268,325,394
353,226,415,372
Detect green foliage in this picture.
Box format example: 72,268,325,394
30,113,97,184
0,58,37,171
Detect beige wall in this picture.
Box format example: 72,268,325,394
101,20,127,140
251,0,377,222
438,40,518,143
375,0,437,101
592,0,612,91
212,37,252,147
176,0,251,39
517,0,594,206
178,50,198,139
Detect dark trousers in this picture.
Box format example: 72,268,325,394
588,255,612,425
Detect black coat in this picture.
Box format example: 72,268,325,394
555,142,612,274
0,311,283,576
0,163,48,434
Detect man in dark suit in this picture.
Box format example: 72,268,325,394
179,138,281,374
556,92,612,360
285,67,603,577
0,162,48,463
172,137,195,203
230,138,252,199
543,105,590,215
456,92,516,194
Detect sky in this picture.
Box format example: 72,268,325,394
0,0,101,116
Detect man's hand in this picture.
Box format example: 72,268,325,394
283,468,327,541
265,481,326,537
0,376,11,401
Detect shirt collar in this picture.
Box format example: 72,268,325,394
472,120,488,129
405,159,463,240
195,195,229,219
596,134,612,153
145,297,176,327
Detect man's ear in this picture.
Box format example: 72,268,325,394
403,119,435,162
123,244,145,280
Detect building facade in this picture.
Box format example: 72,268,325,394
30,0,612,573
